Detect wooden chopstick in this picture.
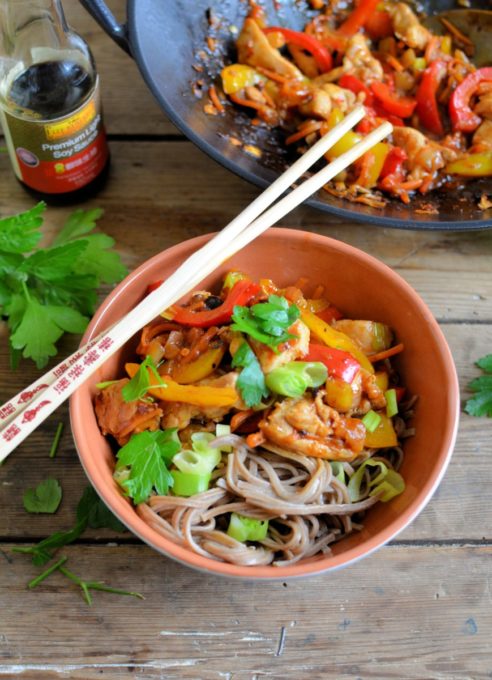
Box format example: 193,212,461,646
0,115,392,459
0,105,367,428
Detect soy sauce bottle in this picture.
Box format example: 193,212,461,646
0,0,109,202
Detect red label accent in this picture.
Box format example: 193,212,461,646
18,133,108,193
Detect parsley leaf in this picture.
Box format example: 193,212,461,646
23,478,62,514
0,203,127,368
115,430,180,504
121,355,166,402
465,354,492,417
78,486,126,532
232,341,269,407
231,295,300,352
0,202,45,253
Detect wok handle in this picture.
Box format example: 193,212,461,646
79,0,131,55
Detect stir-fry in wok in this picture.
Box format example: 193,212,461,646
211,1,491,208
95,273,414,567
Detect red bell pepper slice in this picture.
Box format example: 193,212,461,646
315,305,343,324
371,81,417,119
449,67,492,133
380,147,407,180
339,74,374,106
263,27,333,72
169,280,261,327
416,59,447,136
304,343,361,384
338,0,381,37
365,9,393,40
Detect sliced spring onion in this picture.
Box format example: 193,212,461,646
369,468,405,502
385,388,398,418
227,513,269,542
171,471,211,497
265,361,327,398
362,410,382,433
215,423,232,451
348,459,405,503
330,461,346,484
95,380,120,390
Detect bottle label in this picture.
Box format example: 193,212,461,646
0,77,108,194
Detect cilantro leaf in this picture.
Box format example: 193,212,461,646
116,430,180,503
232,341,269,407
465,354,492,417
23,478,62,514
10,296,88,368
0,202,45,253
53,207,104,243
231,295,300,352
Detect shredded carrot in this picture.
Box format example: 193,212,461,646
294,276,309,292
440,18,473,47
369,343,404,363
261,87,276,109
256,66,289,84
229,93,265,112
119,413,162,440
312,284,325,299
286,121,322,145
398,179,423,191
230,409,254,432
419,174,434,194
386,55,404,72
246,431,266,448
208,85,224,114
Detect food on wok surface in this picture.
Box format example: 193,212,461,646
211,1,492,209
95,272,415,567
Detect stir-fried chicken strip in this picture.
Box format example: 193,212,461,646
343,34,383,83
474,85,492,120
473,120,492,150
160,372,244,430
249,319,310,373
260,390,366,461
392,127,458,181
237,18,302,79
95,379,162,446
389,3,431,51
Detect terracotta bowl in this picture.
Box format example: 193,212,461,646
70,228,460,578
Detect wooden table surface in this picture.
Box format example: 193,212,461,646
1,3,492,678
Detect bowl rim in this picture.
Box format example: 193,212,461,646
127,1,492,232
70,228,460,579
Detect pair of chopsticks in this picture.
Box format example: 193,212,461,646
0,106,392,460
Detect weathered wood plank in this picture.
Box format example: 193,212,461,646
0,544,490,679
63,1,177,136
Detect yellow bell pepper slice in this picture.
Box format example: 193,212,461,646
374,371,389,392
221,64,265,95
301,310,374,374
357,142,390,188
125,363,237,407
364,413,397,448
325,377,354,412
170,345,226,384
446,153,492,177
323,108,362,160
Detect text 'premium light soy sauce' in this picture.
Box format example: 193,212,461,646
0,0,109,202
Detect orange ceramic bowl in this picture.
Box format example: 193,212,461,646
70,229,459,578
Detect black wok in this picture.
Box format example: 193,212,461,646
81,0,492,230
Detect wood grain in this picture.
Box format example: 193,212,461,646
0,544,491,679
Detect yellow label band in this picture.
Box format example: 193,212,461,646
44,100,96,140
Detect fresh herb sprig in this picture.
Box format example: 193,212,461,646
232,341,269,407
0,202,127,368
231,295,300,352
15,486,139,605
465,354,492,417
121,355,167,402
115,429,180,503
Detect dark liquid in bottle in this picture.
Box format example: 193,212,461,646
6,60,109,203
